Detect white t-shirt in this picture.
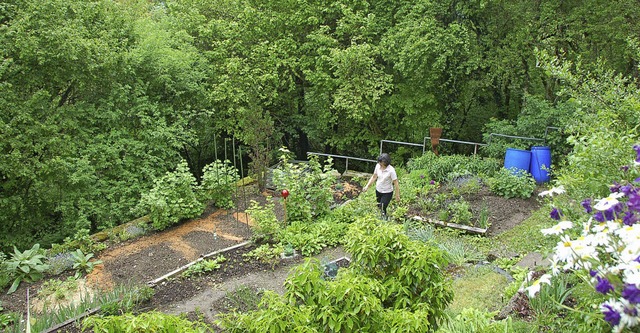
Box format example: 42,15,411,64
374,164,397,193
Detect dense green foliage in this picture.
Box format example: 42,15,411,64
218,216,452,332
1,0,639,252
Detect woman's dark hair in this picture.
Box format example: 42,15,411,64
377,153,391,165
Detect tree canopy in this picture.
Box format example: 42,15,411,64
1,0,639,250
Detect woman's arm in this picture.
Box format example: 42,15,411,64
393,179,400,201
363,173,377,192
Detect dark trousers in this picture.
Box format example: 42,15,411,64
376,190,393,216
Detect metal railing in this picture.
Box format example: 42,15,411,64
379,139,424,155
307,152,377,173
423,137,486,155
487,133,545,145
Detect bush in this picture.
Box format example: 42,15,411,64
4,244,49,294
217,216,453,332
487,168,536,199
407,152,501,182
138,160,204,231
272,147,336,223
247,199,281,244
198,159,239,209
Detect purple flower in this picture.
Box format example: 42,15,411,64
623,211,638,226
589,270,598,277
420,174,425,179
596,276,614,294
604,208,617,221
581,199,593,214
634,144,640,163
550,207,562,221
610,182,622,193
635,177,640,183
602,304,621,326
594,211,606,222
622,284,640,304
430,180,435,185
621,165,630,172
629,192,640,213
621,185,634,195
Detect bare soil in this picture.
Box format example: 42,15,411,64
0,176,541,331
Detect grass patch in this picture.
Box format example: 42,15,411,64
448,265,511,314
468,207,556,257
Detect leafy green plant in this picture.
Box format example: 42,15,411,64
447,200,473,225
198,159,240,209
38,276,79,301
138,159,204,231
437,237,485,266
70,249,102,278
487,168,536,199
243,244,283,269
247,198,281,244
477,204,490,229
49,228,107,257
83,311,214,332
181,255,227,278
272,147,336,223
99,285,156,316
4,244,49,294
0,301,15,329
438,308,516,333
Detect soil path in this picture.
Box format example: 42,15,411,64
160,246,348,322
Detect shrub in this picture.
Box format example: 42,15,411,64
4,244,49,294
138,160,204,231
217,216,453,332
247,199,281,244
198,159,239,209
407,152,501,182
487,168,536,198
272,147,336,223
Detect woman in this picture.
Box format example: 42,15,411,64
362,153,400,219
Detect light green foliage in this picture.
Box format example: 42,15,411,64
0,301,15,330
243,244,283,269
70,249,102,278
407,153,501,183
38,276,79,301
345,217,453,327
99,285,155,316
49,229,107,257
4,244,49,294
198,159,240,209
82,311,213,333
448,266,510,315
445,200,473,225
278,219,349,257
437,238,485,266
218,216,452,332
181,255,227,278
247,198,280,244
139,160,204,231
487,168,536,199
438,308,516,333
272,148,336,223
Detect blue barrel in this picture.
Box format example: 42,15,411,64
504,148,531,175
530,146,551,183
